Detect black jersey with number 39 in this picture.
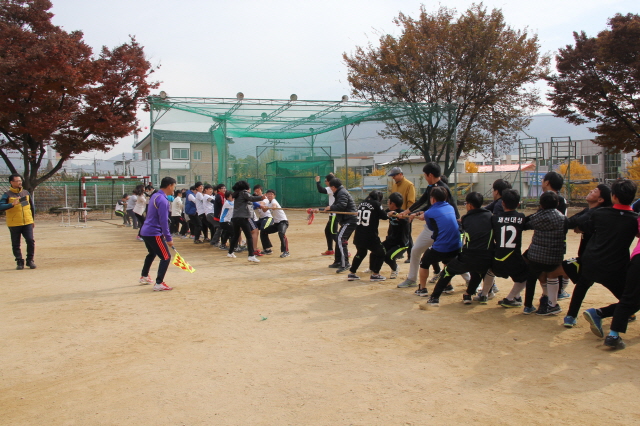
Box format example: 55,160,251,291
491,210,526,261
353,200,388,246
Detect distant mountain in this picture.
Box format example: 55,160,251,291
518,114,593,142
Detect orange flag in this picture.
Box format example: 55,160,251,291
172,250,196,273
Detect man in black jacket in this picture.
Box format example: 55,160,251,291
315,178,357,272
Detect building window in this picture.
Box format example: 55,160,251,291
172,148,189,160
582,155,599,165
177,176,186,185
193,151,202,160
144,152,151,160
195,175,201,182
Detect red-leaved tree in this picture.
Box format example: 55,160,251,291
0,0,159,191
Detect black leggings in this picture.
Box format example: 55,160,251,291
188,214,201,240
350,240,386,274
135,213,145,237
229,217,254,257
610,256,640,333
324,215,338,251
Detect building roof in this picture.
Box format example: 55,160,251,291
135,130,214,150
477,163,535,173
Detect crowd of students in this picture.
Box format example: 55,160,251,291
313,163,640,351
130,165,640,350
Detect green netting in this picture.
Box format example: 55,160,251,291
143,96,457,186
265,160,334,208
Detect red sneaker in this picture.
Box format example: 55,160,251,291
320,250,335,256
254,250,264,256
153,282,173,291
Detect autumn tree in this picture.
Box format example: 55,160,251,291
465,161,479,173
343,4,549,176
547,13,640,152
0,0,158,191
626,157,640,180
558,160,596,197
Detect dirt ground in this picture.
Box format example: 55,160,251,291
1,209,640,426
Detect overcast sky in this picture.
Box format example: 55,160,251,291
49,0,639,159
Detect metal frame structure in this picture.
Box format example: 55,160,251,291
80,175,149,219
147,96,459,189
550,136,576,201
517,137,541,199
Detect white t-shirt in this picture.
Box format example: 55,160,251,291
126,194,137,210
220,200,234,223
256,200,272,219
203,194,215,215
133,193,146,215
171,197,183,216
325,187,335,206
264,198,287,223
195,192,205,215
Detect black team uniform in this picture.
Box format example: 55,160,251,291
491,210,528,306
383,209,410,274
348,198,389,279
566,204,638,320
428,207,494,305
562,205,604,284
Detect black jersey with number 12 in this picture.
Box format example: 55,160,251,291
491,210,526,261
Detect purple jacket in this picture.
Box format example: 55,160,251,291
140,192,172,242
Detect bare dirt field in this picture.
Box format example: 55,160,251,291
1,210,640,426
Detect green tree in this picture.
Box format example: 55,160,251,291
0,0,158,191
547,13,640,152
343,4,548,176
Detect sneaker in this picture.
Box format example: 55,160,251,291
264,249,273,255
583,308,604,338
248,256,260,263
219,245,229,250
362,268,372,273
415,288,429,297
443,284,455,295
153,282,173,291
328,262,341,268
180,234,189,239
390,268,399,279
320,250,335,256
477,295,488,305
227,253,236,258
474,292,495,301
538,303,562,316
370,274,386,282
280,251,290,258
426,296,440,306
336,265,350,273
428,271,442,283
26,260,36,269
16,260,24,270
491,283,499,293
234,247,243,253
253,250,264,256
604,335,626,350
462,294,472,304
523,306,537,315
500,298,522,308
563,315,577,328
347,273,360,281
629,314,637,322
558,289,571,300
203,238,210,243
404,258,411,264
194,240,203,244
397,279,417,288
536,302,549,316
139,276,154,285
136,236,143,241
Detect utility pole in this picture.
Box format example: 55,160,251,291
93,157,97,175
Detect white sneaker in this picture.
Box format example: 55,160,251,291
390,268,399,279
363,268,372,273
227,253,236,258
248,255,260,263
428,271,443,283
139,276,153,285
